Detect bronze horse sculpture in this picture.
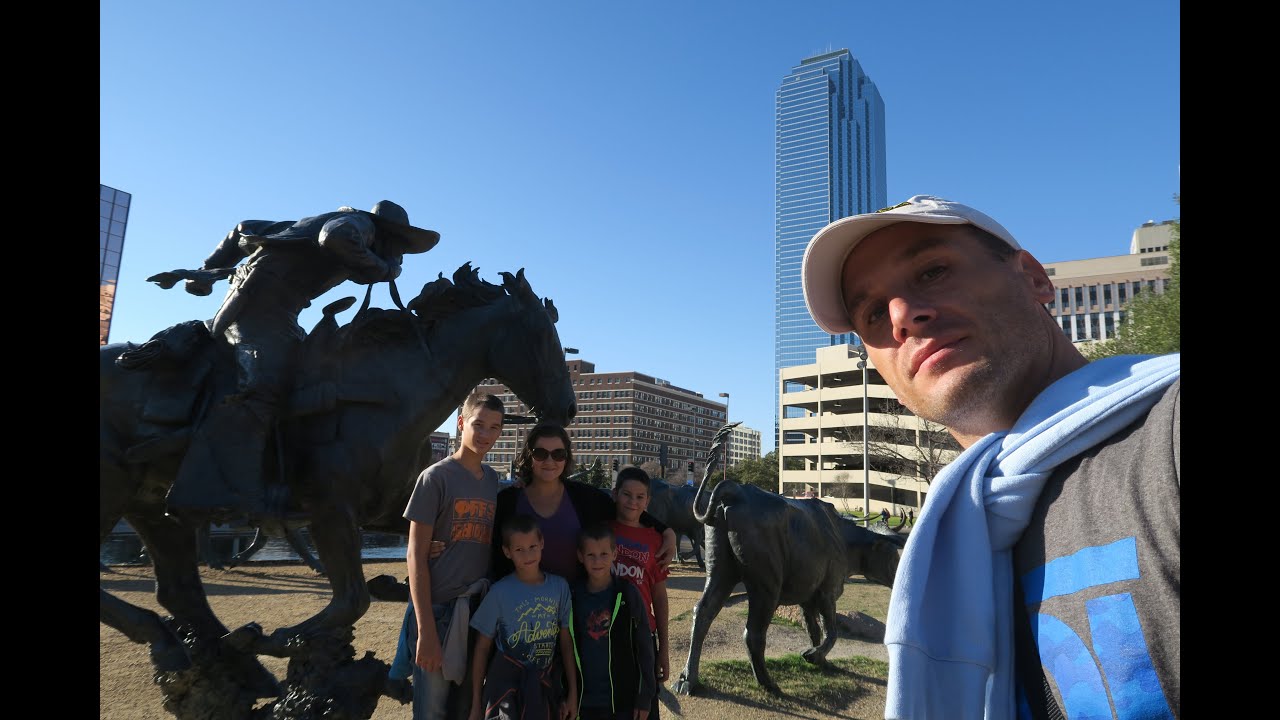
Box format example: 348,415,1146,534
100,264,576,718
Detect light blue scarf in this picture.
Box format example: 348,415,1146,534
883,353,1180,719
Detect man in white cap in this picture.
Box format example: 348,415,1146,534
802,196,1179,719
149,201,441,523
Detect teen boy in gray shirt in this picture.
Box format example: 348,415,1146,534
402,390,506,720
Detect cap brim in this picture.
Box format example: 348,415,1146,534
801,213,968,334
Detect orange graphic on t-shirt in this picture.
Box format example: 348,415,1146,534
450,498,495,545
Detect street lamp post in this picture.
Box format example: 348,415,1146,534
718,392,730,481
853,345,870,516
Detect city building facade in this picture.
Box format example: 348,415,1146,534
775,49,886,443
1043,220,1176,344
778,344,961,515
476,359,728,483
100,184,132,345
727,424,762,467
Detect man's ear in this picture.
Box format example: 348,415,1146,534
1015,250,1056,304
501,545,513,560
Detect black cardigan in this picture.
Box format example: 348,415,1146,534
490,480,669,580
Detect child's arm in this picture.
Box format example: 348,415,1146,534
468,633,493,720
653,581,670,683
557,626,578,720
635,508,676,569
407,520,442,671
656,528,677,570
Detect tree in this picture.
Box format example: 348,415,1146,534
572,461,610,489
1084,194,1180,360
832,400,961,510
638,460,664,481
726,450,783,494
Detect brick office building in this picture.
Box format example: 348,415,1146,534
477,359,728,482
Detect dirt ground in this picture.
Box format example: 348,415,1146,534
100,559,890,719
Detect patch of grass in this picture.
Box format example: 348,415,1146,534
730,606,804,629
672,609,693,622
696,654,889,710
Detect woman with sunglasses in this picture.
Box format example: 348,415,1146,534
491,422,676,582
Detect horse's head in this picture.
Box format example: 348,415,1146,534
489,268,577,426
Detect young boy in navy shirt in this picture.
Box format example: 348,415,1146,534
610,466,670,720
568,522,657,720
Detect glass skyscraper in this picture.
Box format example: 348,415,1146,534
101,184,131,345
774,50,885,438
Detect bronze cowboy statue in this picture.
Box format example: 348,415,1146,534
142,200,439,525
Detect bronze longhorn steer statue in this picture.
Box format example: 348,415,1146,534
673,434,905,696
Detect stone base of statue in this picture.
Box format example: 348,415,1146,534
151,621,388,720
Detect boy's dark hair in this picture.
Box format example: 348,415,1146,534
501,513,543,546
461,390,505,420
578,521,616,549
613,464,650,491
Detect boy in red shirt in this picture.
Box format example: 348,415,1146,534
610,466,670,720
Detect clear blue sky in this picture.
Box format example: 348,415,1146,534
100,0,1180,453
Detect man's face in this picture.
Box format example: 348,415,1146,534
459,407,504,457
839,223,1055,441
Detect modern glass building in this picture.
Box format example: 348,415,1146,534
100,184,132,345
775,50,886,440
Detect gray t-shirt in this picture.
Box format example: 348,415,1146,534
1014,378,1180,718
403,456,499,603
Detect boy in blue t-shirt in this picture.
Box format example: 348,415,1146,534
468,514,578,720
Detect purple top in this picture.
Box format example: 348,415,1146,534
516,490,583,582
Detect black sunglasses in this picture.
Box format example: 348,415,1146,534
531,447,568,462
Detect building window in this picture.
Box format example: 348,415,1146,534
1088,285,1098,307
1060,288,1069,309
1103,284,1112,306
1118,283,1127,304
1074,287,1084,310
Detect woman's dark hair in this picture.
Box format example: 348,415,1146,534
516,422,574,484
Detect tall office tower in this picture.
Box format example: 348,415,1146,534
774,49,886,443
100,184,132,345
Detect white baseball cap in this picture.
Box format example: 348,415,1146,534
801,195,1022,334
